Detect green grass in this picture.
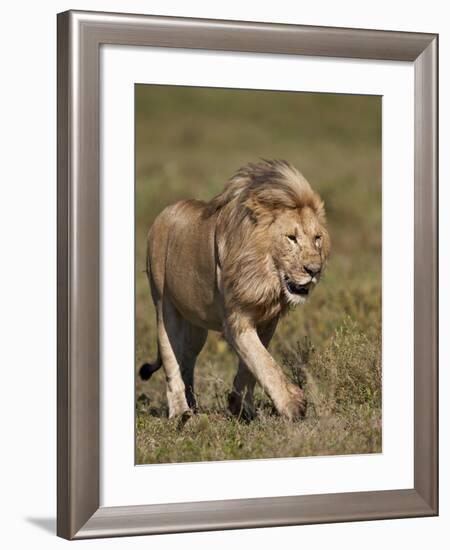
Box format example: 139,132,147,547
135,86,381,464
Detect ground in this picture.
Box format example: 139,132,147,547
134,86,381,464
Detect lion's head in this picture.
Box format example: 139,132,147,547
269,204,329,306
208,160,330,324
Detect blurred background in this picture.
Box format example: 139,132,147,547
135,85,381,464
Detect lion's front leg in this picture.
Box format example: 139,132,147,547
228,360,256,421
228,318,279,420
227,326,306,420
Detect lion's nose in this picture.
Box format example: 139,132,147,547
304,263,321,277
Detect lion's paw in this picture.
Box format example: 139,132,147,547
283,385,307,420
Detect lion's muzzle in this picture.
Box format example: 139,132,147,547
284,277,312,297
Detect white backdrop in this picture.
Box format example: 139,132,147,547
0,1,447,549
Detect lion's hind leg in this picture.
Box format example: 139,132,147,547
180,322,207,412
156,295,192,419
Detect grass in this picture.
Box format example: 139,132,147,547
135,85,381,464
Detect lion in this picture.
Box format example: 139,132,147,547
139,159,330,421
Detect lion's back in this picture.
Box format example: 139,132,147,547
147,199,205,282
146,200,221,328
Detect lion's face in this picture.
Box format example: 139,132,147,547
269,206,330,305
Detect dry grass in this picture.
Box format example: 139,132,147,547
135,86,381,464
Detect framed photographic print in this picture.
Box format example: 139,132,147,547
57,10,438,540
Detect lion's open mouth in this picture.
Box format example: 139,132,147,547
284,277,311,296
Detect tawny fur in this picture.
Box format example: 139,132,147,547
141,160,330,421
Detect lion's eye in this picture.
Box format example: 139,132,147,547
287,235,297,243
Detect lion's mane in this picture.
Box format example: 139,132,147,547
204,160,328,328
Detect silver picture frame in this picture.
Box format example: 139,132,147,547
57,10,438,539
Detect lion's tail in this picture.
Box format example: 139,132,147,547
138,355,162,381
